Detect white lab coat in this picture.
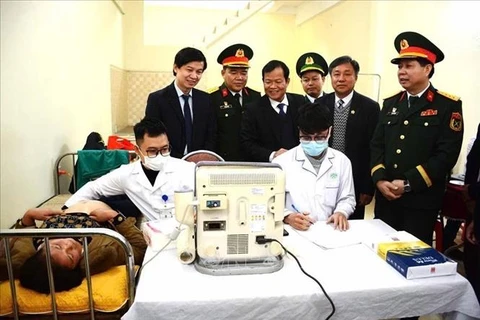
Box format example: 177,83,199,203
65,158,195,221
273,146,356,221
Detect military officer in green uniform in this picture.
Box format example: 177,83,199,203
295,52,328,103
209,44,261,161
371,31,464,245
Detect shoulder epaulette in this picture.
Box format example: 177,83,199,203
437,90,460,101
383,91,403,100
207,87,219,94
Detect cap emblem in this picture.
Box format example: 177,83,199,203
400,39,409,50
235,49,244,58
305,56,314,65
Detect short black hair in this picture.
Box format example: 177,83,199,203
173,47,207,76
417,58,435,78
297,102,332,134
262,60,289,81
328,56,360,76
20,249,84,294
134,117,168,145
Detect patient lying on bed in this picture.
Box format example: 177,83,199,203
0,200,147,293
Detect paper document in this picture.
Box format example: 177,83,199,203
294,220,396,250
295,222,361,249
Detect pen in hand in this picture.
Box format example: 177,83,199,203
291,204,300,213
291,204,314,225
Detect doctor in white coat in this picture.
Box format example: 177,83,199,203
273,102,356,231
65,118,195,221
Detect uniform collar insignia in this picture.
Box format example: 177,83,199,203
427,90,434,102
221,87,228,97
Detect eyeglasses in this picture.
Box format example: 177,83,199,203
142,145,171,158
299,135,328,143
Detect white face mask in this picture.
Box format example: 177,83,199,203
143,154,169,171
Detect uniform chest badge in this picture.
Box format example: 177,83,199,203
450,112,462,132
420,109,438,116
219,101,233,110
388,107,399,116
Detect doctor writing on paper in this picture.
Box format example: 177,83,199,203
273,102,356,231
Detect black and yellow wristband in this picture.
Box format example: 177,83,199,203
112,212,126,226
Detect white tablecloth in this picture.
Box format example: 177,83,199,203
123,220,480,320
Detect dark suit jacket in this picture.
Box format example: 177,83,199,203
145,82,216,159
210,84,261,161
318,91,380,197
240,93,306,162
466,123,480,238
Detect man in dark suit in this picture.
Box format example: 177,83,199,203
145,47,216,159
371,31,463,246
240,60,305,162
317,56,380,220
464,123,480,303
209,44,261,161
296,52,328,103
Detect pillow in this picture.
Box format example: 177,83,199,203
0,265,138,316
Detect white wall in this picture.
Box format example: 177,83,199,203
0,1,124,227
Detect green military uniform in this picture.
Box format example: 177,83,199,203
209,84,260,161
307,91,327,104
210,43,261,161
371,31,464,245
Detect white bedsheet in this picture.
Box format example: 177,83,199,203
123,220,480,320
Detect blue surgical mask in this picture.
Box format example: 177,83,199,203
301,141,328,157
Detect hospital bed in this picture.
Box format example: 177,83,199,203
0,150,139,319
0,228,136,319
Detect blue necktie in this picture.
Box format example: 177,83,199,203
278,103,286,117
182,94,193,152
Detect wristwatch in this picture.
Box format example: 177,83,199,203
403,180,412,193
113,212,126,226
17,218,34,227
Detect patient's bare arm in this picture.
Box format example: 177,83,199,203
89,208,118,222
63,200,112,215
21,208,64,226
